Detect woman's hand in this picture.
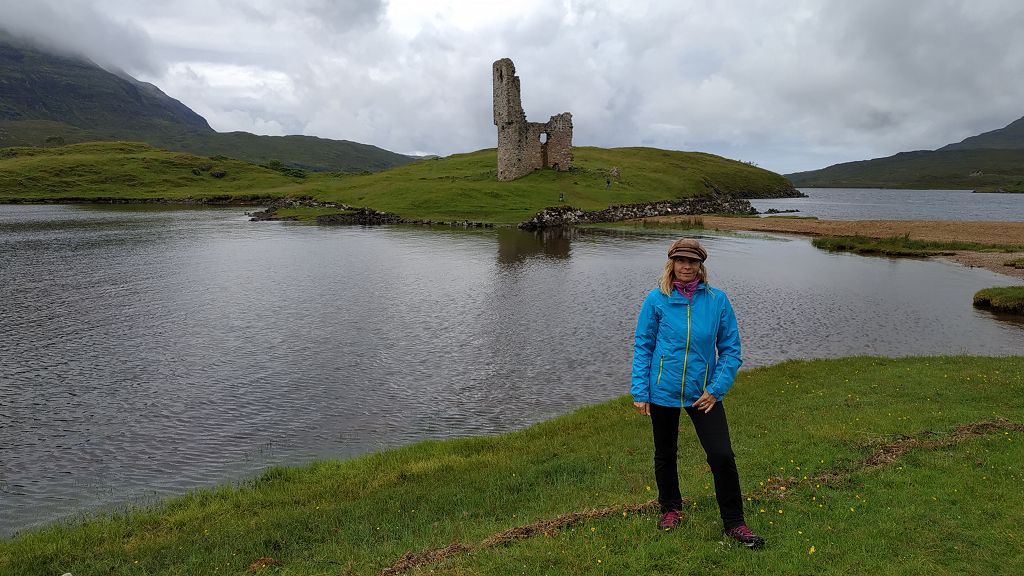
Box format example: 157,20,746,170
693,391,716,413
633,401,650,416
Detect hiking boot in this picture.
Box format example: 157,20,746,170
724,524,765,549
657,509,682,530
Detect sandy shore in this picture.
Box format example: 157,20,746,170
643,215,1024,279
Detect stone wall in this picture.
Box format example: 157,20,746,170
493,58,573,181
518,196,758,230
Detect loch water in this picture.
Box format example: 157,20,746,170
1,202,1022,537
751,187,1024,220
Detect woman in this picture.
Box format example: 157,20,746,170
631,237,764,548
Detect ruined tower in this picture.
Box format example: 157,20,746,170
492,58,573,181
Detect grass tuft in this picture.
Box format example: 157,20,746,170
812,234,1021,256
973,286,1024,314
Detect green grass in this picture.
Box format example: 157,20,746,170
2,356,1022,575
973,287,1024,314
0,141,309,202
1006,257,1024,269
812,234,1023,257
301,146,794,224
0,144,795,224
583,216,705,231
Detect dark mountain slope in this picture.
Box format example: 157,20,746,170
0,34,413,172
0,36,211,136
940,115,1024,151
787,115,1024,191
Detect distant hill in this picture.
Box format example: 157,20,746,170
787,115,1024,192
0,34,414,172
939,116,1024,151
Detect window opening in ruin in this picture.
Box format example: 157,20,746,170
539,132,548,144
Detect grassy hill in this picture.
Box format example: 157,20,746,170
785,148,1024,191
0,34,414,173
0,141,310,202
0,143,797,223
1,355,1021,575
787,114,1024,192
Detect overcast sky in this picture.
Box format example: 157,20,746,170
2,0,1023,173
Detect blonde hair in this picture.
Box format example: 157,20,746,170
659,259,708,295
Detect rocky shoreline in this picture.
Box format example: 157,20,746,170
247,197,497,227
518,194,758,229
249,195,762,229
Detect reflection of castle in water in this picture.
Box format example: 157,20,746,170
496,227,574,266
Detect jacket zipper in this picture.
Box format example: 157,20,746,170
681,305,691,403
656,355,664,387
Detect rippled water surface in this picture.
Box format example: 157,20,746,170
2,205,1022,537
751,187,1024,220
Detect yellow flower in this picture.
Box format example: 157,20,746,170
809,546,816,555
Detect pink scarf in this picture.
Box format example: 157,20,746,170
673,278,701,301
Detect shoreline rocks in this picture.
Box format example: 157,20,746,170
519,195,758,230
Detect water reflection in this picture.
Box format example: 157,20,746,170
496,226,573,266
1,206,1022,537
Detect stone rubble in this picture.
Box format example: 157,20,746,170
518,195,758,230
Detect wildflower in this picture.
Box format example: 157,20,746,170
809,546,816,555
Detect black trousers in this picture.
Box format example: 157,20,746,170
650,401,745,529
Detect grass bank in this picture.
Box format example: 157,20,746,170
0,143,795,223
2,356,1022,575
973,287,1024,314
810,234,1022,257
0,142,309,202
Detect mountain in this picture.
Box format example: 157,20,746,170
786,115,1024,192
0,34,414,172
939,116,1024,151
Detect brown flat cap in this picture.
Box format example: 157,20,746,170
667,238,707,262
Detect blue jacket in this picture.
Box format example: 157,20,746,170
631,283,742,407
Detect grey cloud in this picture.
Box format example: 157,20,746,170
0,0,159,75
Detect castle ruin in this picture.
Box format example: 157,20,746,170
492,58,573,181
